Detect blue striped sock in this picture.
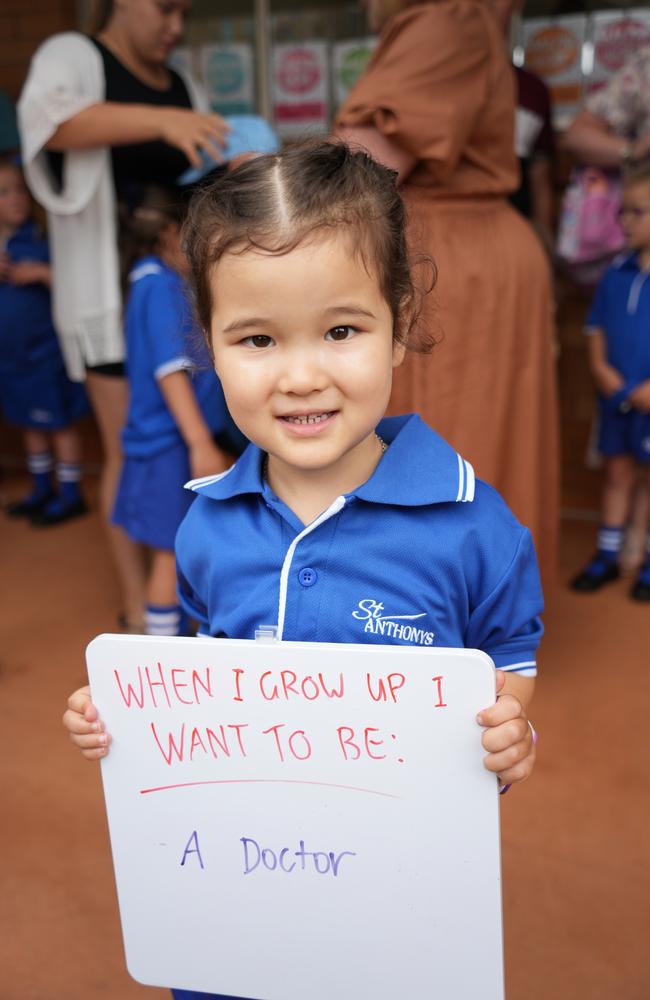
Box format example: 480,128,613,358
596,525,623,561
27,451,54,500
145,604,183,637
56,461,82,503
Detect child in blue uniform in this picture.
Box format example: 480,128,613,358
571,165,650,601
111,187,238,637
0,155,89,524
64,143,542,1000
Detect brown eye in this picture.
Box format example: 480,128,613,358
244,335,273,349
326,326,356,342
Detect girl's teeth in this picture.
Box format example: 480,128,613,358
286,413,331,425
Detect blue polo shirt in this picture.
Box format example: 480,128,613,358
586,252,650,393
0,222,60,371
176,414,543,676
122,257,230,459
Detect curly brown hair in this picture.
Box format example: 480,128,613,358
183,140,436,354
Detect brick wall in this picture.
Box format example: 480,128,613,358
0,0,78,102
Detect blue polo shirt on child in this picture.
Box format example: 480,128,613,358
586,252,650,459
0,222,59,370
122,256,229,458
176,414,543,675
586,252,650,388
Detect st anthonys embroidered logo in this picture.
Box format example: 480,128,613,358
351,599,435,645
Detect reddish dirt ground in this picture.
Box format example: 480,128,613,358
1,473,649,1000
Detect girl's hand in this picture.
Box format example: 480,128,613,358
592,361,624,398
627,379,650,413
189,439,231,480
156,107,230,169
477,670,536,788
62,685,111,760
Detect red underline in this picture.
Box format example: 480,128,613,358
139,778,400,799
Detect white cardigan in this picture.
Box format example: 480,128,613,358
17,32,206,381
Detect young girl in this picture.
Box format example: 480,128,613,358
110,187,238,636
0,156,89,524
64,142,541,1000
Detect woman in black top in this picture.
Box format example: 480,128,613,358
26,0,229,627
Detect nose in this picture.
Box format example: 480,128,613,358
276,344,330,396
169,10,185,40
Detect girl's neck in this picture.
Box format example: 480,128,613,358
638,247,650,272
98,26,170,90
266,432,385,526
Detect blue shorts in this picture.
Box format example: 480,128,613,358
0,357,89,430
597,398,650,462
112,440,193,551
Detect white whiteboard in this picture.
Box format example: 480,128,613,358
86,635,504,999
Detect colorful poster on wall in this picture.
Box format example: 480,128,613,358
587,10,650,94
522,15,587,128
272,41,329,138
332,37,378,109
201,44,255,116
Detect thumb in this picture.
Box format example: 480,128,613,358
495,668,506,695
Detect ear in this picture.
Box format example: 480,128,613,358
392,339,406,368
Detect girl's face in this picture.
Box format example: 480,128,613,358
619,181,650,252
210,232,405,483
0,167,30,231
111,0,188,65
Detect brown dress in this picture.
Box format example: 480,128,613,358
336,0,558,580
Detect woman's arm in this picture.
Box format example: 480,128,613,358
335,125,417,184
561,110,650,168
47,102,229,168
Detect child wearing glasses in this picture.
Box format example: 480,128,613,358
572,164,650,599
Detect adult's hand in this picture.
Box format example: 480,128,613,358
632,131,650,163
157,107,230,168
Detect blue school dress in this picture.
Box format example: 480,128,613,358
586,252,650,461
112,256,233,551
0,222,88,429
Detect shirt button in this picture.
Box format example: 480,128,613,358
298,567,318,587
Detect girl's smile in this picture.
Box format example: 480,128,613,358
209,232,405,521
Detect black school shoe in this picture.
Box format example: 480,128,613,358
630,565,650,602
30,497,88,527
570,555,620,592
6,490,57,518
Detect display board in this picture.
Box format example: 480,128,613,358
271,41,329,137
522,14,587,128
87,634,504,1000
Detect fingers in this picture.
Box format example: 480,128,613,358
478,680,535,785
63,685,111,759
481,714,529,755
69,729,111,760
493,741,536,786
476,690,521,728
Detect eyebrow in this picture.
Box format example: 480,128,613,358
221,317,271,334
324,305,378,320
220,304,378,334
